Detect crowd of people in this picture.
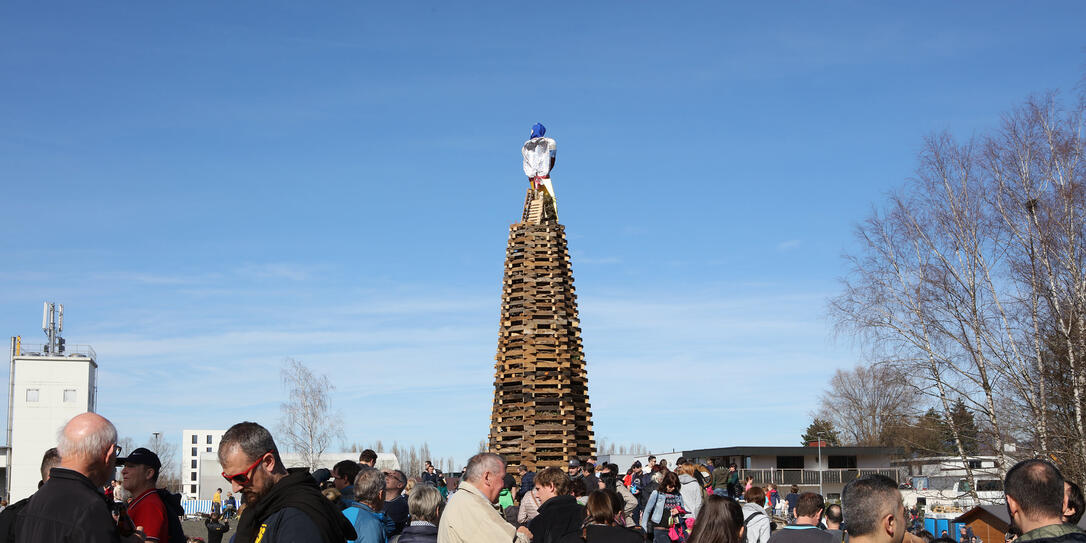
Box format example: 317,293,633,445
2,411,1086,543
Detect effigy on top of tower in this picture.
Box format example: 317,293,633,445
490,123,595,473
521,122,559,224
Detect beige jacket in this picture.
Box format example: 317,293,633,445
517,488,540,525
437,481,529,543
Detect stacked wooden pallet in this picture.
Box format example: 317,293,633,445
489,187,595,472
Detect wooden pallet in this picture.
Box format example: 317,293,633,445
489,187,595,474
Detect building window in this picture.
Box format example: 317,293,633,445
207,435,213,444
63,389,77,402
776,456,804,469
967,460,982,469
192,447,198,457
828,456,857,469
192,435,198,444
191,485,197,494
25,389,39,402
206,447,212,452
191,459,198,469
191,472,197,481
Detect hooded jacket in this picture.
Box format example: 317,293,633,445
234,468,357,543
742,502,772,543
677,475,703,519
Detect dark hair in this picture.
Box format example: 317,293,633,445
571,478,588,497
1066,480,1085,525
359,449,378,464
795,492,825,518
825,503,844,525
744,486,765,506
219,421,279,463
40,447,61,482
661,471,681,494
586,491,616,525
600,468,617,490
604,489,624,516
933,538,958,543
842,474,899,537
687,495,744,543
334,460,361,484
790,485,799,493
918,531,935,543
1005,459,1064,519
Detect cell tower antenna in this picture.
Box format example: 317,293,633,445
40,302,64,354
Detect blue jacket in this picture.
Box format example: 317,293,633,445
640,490,685,532
343,502,387,543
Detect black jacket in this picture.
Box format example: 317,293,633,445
15,467,119,543
234,468,356,543
397,523,438,543
0,497,31,543
558,525,644,543
529,495,586,543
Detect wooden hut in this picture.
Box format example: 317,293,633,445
953,506,1009,543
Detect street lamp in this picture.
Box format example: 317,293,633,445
817,432,826,497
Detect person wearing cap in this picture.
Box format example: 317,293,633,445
567,458,583,481
120,447,170,542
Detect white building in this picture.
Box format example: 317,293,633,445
182,429,226,499
6,336,98,501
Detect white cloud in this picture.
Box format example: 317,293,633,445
777,239,802,251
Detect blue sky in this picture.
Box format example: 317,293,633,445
2,2,1085,469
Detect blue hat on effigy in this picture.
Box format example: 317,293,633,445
530,123,546,139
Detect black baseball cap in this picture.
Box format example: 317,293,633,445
117,447,161,470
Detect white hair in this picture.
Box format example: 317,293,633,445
464,453,505,483
57,415,116,460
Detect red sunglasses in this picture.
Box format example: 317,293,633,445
222,451,272,485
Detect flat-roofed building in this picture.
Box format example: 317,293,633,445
6,337,97,501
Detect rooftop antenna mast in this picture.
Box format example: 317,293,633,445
41,302,64,354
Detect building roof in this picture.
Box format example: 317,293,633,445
683,446,903,458
953,505,1010,529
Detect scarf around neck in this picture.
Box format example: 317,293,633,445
234,467,357,543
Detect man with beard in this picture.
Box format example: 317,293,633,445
217,421,356,543
841,475,906,543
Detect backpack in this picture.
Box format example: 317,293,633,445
743,511,764,543
155,489,187,543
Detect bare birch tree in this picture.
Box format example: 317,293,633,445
831,85,1086,487
278,357,343,470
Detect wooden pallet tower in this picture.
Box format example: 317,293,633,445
489,186,595,472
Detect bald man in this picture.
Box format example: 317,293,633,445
15,412,141,542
